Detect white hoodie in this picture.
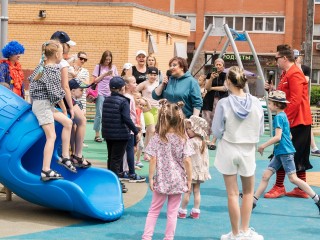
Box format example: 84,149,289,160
212,93,264,143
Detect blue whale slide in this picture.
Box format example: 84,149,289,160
0,85,123,221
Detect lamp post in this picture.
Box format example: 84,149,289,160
0,0,9,58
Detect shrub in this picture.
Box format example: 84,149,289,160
310,85,320,106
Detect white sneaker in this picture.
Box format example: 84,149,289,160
221,232,242,240
241,228,264,240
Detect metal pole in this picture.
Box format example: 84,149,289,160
189,23,213,73
218,39,230,58
1,0,9,58
305,0,314,101
169,0,175,14
223,24,249,93
244,31,273,135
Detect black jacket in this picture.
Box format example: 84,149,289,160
101,92,138,140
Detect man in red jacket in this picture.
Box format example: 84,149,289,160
264,44,312,198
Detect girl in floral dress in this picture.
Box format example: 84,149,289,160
178,115,211,219
142,99,193,240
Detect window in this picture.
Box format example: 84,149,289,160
245,17,253,31
276,18,284,32
205,16,213,30
177,15,196,31
316,0,320,3
226,17,234,29
235,17,243,31
312,70,320,85
314,24,320,41
254,17,263,31
214,17,224,28
266,18,274,31
204,15,285,33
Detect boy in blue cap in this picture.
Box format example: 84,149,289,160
101,76,139,193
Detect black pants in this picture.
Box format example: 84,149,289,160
106,140,128,176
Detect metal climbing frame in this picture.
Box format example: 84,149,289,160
189,23,273,134
219,24,273,134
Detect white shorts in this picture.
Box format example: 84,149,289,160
32,99,55,126
214,138,256,177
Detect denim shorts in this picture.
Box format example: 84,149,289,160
268,154,296,175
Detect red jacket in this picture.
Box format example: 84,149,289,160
277,64,312,127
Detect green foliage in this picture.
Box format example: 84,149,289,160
311,85,320,106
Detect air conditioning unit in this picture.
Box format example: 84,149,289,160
316,43,320,50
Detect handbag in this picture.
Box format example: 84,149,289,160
86,83,98,103
86,65,101,103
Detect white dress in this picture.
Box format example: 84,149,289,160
189,137,211,183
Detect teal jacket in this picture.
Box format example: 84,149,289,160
152,71,203,118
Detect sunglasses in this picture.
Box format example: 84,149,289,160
79,57,87,62
274,56,284,61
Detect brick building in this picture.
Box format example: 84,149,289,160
3,0,320,88
57,0,319,88
1,1,190,86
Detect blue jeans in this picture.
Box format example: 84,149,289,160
93,95,105,132
268,154,296,175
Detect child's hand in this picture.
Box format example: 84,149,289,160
257,145,264,156
149,178,154,191
187,181,192,193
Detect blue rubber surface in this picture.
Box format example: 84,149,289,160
0,85,123,221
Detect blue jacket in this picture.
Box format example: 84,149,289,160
101,92,138,140
152,71,203,118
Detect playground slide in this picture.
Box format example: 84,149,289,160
0,85,123,221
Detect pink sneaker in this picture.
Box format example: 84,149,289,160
177,208,187,219
190,212,200,219
190,208,200,219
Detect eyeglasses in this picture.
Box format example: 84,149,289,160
275,56,284,61
79,57,87,62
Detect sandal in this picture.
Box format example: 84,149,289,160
94,136,103,143
57,157,77,173
41,169,63,181
72,155,92,168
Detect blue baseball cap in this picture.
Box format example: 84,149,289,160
69,78,90,90
109,76,125,89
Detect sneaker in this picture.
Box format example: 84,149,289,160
121,182,128,193
83,143,89,148
118,171,130,181
315,199,320,214
177,208,187,219
311,149,320,157
285,187,309,198
128,174,146,183
241,228,264,240
220,232,242,240
136,162,144,168
264,185,286,198
135,165,142,170
253,202,257,210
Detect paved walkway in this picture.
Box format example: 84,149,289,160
0,124,319,239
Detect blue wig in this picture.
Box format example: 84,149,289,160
2,40,25,58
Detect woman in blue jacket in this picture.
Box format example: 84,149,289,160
152,57,202,118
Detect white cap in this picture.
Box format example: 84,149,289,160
123,63,133,70
293,49,300,58
136,50,147,57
